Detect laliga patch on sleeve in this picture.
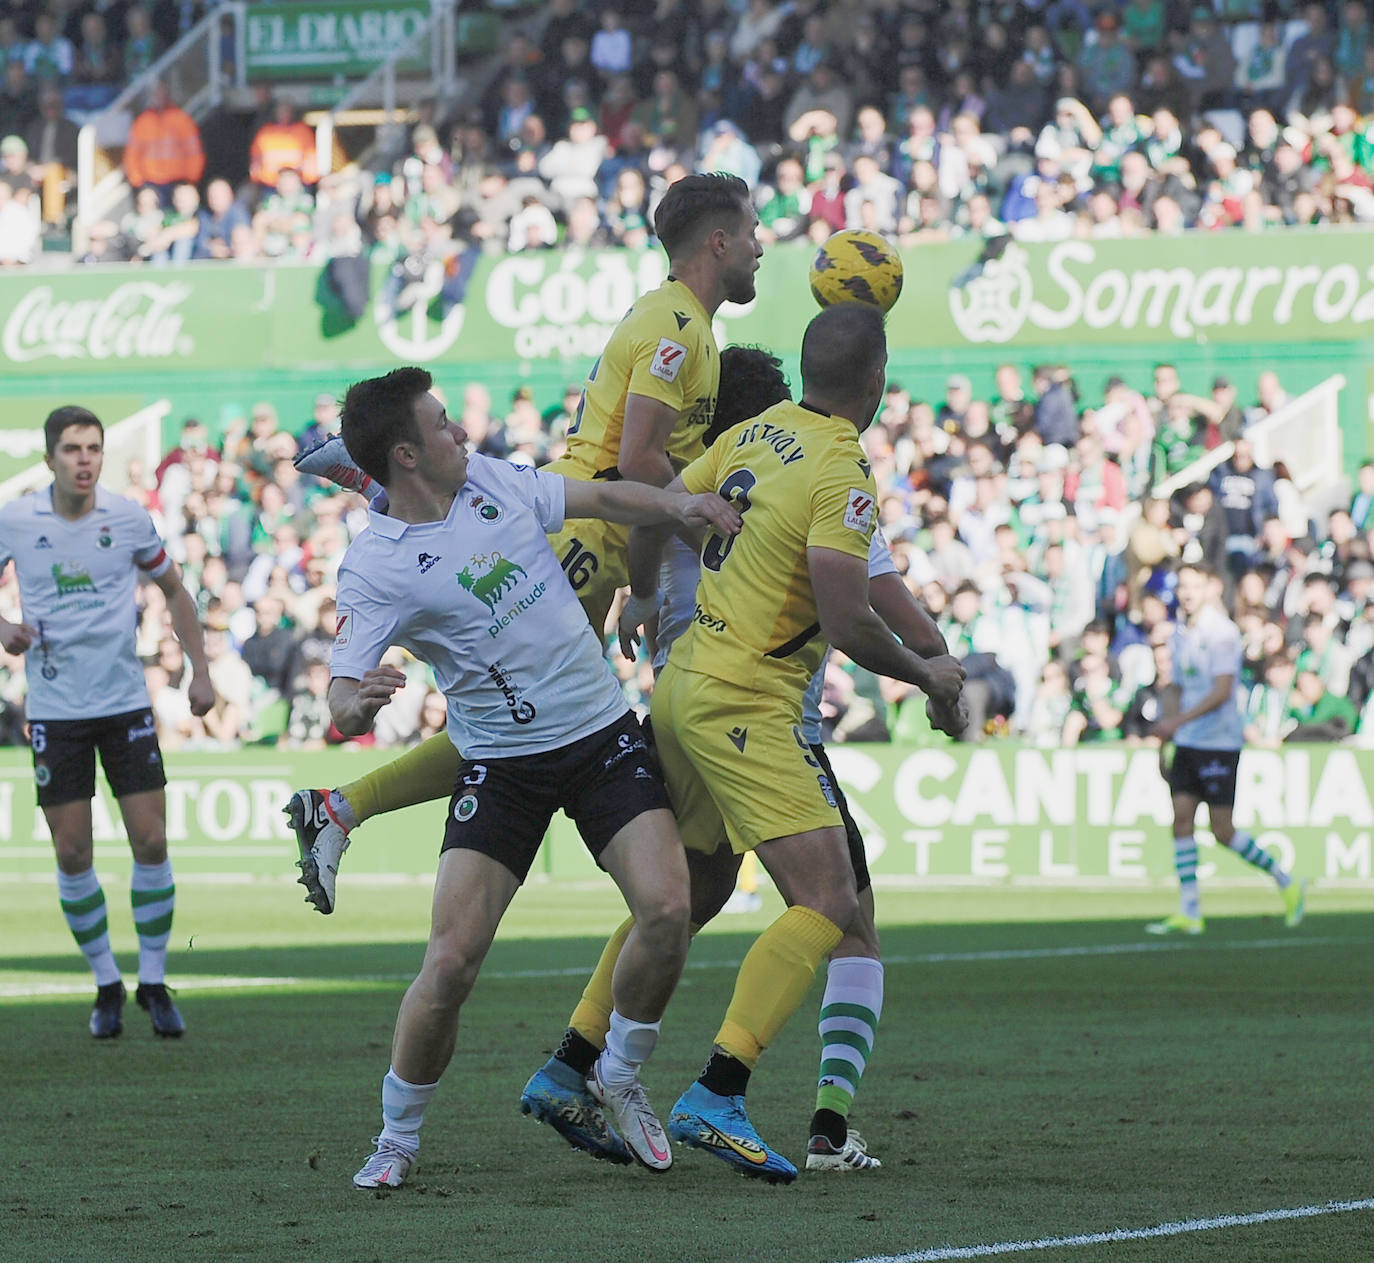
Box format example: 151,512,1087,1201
843,489,875,534
334,609,352,648
649,337,688,383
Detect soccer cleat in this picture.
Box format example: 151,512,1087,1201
805,1129,882,1172
90,980,125,1039
285,788,351,915
589,1061,672,1172
1145,913,1205,936
1283,878,1307,929
520,1062,631,1164
135,982,186,1037
667,1082,797,1183
294,434,374,497
352,1136,414,1189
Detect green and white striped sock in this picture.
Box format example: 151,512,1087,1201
814,957,884,1120
131,860,175,984
57,867,121,986
1174,834,1201,918
1228,831,1291,888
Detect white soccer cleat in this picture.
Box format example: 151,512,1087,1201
589,1061,673,1172
295,434,375,497
284,788,351,915
805,1128,882,1172
352,1136,414,1189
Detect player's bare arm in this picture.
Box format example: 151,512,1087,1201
1154,673,1234,744
562,476,741,536
152,561,215,717
868,572,968,735
810,546,965,710
328,667,407,737
617,394,682,487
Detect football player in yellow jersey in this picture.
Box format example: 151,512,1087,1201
626,305,964,1180
283,174,762,902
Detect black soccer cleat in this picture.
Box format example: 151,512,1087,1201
136,982,186,1038
90,980,126,1039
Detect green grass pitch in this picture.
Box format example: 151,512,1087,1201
2,868,1372,1263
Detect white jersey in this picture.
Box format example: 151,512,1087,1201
1171,603,1245,751
331,454,628,760
654,525,900,745
0,485,170,720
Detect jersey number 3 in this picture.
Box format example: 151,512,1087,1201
702,468,756,572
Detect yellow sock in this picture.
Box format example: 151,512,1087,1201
340,732,462,824
716,905,843,1070
569,916,635,1046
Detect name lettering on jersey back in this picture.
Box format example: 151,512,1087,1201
732,421,806,465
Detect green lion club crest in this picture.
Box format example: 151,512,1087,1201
52,562,96,596
455,553,527,614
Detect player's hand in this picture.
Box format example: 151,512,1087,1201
187,671,216,717
357,665,407,720
618,592,659,661
918,654,966,710
1153,716,1179,743
927,692,969,738
677,492,742,538
0,621,38,654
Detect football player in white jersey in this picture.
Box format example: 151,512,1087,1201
323,368,741,1189
1148,561,1305,935
0,406,214,1039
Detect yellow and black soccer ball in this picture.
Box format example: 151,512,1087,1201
809,229,904,313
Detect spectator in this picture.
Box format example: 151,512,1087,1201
252,166,313,258
123,81,204,206
538,107,607,208
240,592,297,698
194,177,250,259
250,98,319,190
23,13,73,83
1285,667,1358,741
23,87,78,230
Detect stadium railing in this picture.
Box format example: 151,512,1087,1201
1155,374,1347,512
75,4,246,244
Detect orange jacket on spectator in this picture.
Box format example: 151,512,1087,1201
124,105,204,188
250,121,319,188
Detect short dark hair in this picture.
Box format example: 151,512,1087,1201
340,366,433,487
44,406,103,456
652,172,750,260
705,345,790,446
1178,559,1219,581
800,303,887,398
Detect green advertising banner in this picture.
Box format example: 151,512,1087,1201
0,745,1369,887
244,1,430,80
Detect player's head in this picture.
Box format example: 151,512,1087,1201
1174,560,1217,617
798,304,888,431
44,406,105,493
653,172,760,303
704,345,791,446
342,367,466,489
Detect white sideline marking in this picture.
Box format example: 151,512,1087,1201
0,936,1342,999
839,1199,1374,1263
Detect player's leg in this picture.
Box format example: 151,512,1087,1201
1210,802,1306,927
1147,753,1204,934
807,742,884,1171
285,734,463,914
37,720,125,1036
355,845,521,1189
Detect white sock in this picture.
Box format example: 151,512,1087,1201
57,867,122,986
1173,835,1201,919
597,1010,661,1090
327,788,358,832
815,956,885,1121
131,859,175,983
380,1067,438,1154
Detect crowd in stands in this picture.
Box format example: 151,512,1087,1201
2,0,1374,265
1,359,1372,754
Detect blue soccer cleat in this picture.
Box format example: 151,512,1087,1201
667,1082,797,1183
520,1060,631,1164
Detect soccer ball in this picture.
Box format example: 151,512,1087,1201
809,230,904,313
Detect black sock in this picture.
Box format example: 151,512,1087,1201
698,1048,751,1098
552,1027,600,1077
809,1107,847,1147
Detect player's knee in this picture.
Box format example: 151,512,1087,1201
799,887,861,938
422,933,485,1003
630,888,691,958
129,832,168,865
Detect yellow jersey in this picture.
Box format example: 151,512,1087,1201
557,277,719,481
672,400,878,697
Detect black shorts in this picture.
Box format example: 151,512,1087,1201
30,709,167,809
811,742,871,894
1168,746,1240,808
442,711,672,881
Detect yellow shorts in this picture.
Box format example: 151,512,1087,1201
545,514,629,636
649,660,842,854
